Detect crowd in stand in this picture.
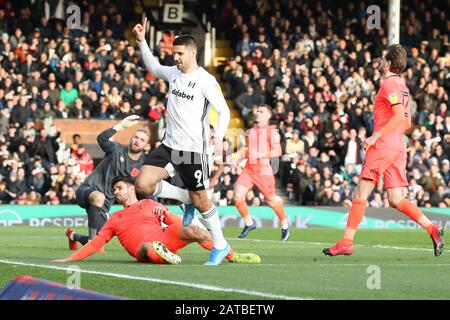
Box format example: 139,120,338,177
0,1,166,205
0,0,449,208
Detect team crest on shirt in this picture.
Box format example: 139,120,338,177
388,92,399,104
120,156,124,162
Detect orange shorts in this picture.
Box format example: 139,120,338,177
236,167,276,199
360,147,408,188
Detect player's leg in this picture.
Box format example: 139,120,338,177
135,242,181,264
167,215,259,263
323,149,398,256
175,150,230,265
385,156,444,256
323,178,376,256
86,191,109,237
189,189,230,265
137,164,195,220
69,186,105,248
323,179,375,256
135,164,170,196
256,173,289,241
233,170,256,238
136,145,195,215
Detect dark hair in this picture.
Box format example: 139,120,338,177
173,34,197,49
385,44,407,74
112,176,135,188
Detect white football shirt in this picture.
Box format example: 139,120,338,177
138,40,230,154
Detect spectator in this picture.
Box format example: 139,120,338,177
28,166,51,195
72,146,94,176
59,81,78,108
32,129,59,166
0,0,448,208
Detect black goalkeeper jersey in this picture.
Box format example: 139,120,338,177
81,128,146,209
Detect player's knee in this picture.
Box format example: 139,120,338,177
388,195,403,208
90,192,105,207
234,194,245,204
266,195,281,207
185,225,209,242
185,226,197,239
353,187,365,200
135,176,155,195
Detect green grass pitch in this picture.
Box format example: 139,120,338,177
1,226,449,300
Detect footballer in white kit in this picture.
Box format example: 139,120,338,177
133,18,232,265
141,65,228,191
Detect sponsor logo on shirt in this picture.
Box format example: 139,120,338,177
171,89,194,101
187,81,196,88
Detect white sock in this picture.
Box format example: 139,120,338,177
200,205,227,250
152,180,190,203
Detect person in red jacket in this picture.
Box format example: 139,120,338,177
73,146,94,175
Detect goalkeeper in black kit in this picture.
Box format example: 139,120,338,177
67,115,194,250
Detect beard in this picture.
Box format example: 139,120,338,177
115,195,124,204
129,144,144,154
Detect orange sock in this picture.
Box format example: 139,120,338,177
271,202,287,223
146,248,165,264
198,240,234,261
396,199,434,234
341,199,368,244
236,201,249,218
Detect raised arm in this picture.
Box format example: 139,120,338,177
98,115,140,154
97,128,121,154
133,17,172,81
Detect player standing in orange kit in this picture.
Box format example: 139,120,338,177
323,44,444,256
233,104,289,241
53,176,260,264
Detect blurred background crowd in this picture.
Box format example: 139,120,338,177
0,0,449,208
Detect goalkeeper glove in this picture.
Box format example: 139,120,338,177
113,115,140,131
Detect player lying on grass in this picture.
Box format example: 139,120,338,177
53,176,261,265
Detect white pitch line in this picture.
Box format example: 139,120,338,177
171,263,450,268
0,236,62,239
0,259,311,300
229,238,447,252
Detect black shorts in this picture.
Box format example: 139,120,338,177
144,144,209,191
